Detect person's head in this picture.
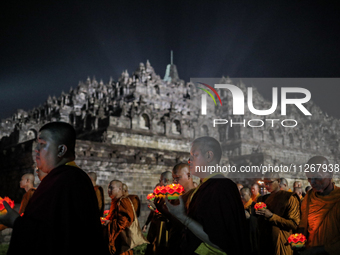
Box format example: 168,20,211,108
305,156,333,195
20,173,34,190
279,178,289,191
293,181,302,188
172,163,193,191
108,180,123,199
122,183,129,196
189,136,222,178
240,187,251,204
160,171,173,186
35,122,76,174
294,187,303,198
305,186,312,193
263,172,281,193
88,172,97,186
251,183,260,196
237,183,243,192
35,168,48,181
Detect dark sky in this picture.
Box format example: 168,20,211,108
1,0,340,120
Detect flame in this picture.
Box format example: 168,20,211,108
258,181,264,185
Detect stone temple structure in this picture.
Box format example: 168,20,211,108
0,59,340,244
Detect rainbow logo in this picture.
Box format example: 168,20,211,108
197,82,222,115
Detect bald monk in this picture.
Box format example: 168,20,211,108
279,178,289,191
256,172,300,255
144,171,173,255
172,163,195,193
122,183,141,218
104,180,134,255
240,188,259,255
251,183,260,202
19,173,36,215
88,172,105,216
298,156,340,255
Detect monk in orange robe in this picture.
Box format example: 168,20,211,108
18,173,36,215
122,183,141,217
298,156,340,255
103,180,134,255
251,183,261,202
256,172,300,255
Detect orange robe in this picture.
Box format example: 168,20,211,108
94,185,105,216
19,188,36,215
299,185,340,255
258,191,300,255
107,197,135,255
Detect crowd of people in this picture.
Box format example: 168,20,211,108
0,122,339,255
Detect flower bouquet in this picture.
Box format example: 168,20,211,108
153,184,184,200
100,210,110,224
254,202,267,211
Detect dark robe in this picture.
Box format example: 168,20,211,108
18,187,36,215
7,164,109,255
183,175,251,255
94,185,105,216
244,200,259,255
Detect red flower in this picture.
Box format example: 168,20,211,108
147,193,155,200
254,202,267,210
103,210,109,217
154,187,161,195
160,186,167,194
167,188,175,194
288,234,306,244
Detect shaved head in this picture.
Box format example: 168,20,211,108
23,173,35,183
160,171,173,186
192,136,222,163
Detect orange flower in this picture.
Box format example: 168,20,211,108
147,193,155,200
254,202,267,210
288,233,306,244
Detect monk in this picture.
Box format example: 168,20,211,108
298,156,340,255
103,180,134,255
153,163,196,254
122,183,141,218
256,172,300,255
144,171,172,255
294,187,303,201
279,178,289,191
240,187,259,255
165,136,250,255
0,122,108,255
18,173,36,215
172,162,195,193
251,183,261,202
88,171,105,216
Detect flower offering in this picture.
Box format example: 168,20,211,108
288,233,306,249
254,202,267,211
153,184,184,200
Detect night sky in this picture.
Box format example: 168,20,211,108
1,0,340,120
